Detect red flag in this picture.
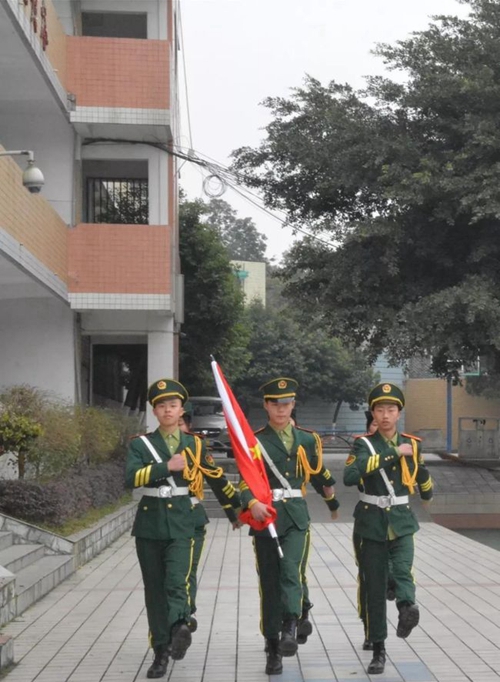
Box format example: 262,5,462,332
211,359,277,531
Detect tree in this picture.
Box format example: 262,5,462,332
232,0,500,389
179,198,250,393
203,198,268,261
233,301,377,423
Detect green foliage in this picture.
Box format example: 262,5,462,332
0,412,42,455
0,461,127,527
179,198,251,393
231,0,500,390
203,198,268,261
233,301,377,418
0,385,141,479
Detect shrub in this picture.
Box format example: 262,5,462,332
0,460,127,527
0,384,143,479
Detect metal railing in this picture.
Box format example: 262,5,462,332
86,178,148,224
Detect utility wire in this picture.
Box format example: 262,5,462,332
82,138,335,249
178,3,194,150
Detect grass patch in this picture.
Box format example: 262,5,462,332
38,493,133,537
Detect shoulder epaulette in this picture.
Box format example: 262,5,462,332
254,426,266,435
295,426,315,434
354,432,372,440
401,432,422,442
130,432,149,441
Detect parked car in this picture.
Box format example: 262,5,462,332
189,396,225,437
188,397,233,457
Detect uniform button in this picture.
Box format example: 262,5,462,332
407,505,410,509
364,505,369,510
167,503,173,509
283,499,287,504
143,506,148,511
386,507,391,511
390,480,394,484
392,466,397,471
285,472,290,477
287,457,291,462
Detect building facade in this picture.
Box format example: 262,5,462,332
0,0,181,422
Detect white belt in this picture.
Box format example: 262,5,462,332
139,486,190,499
190,497,200,505
272,489,303,501
359,493,409,509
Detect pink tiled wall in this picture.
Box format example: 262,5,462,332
0,154,68,284
66,37,169,109
68,224,171,293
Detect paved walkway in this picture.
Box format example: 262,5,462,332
4,519,500,682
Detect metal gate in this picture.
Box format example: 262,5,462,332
458,417,500,460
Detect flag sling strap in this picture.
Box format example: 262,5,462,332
359,436,396,498
257,438,293,491
140,435,177,489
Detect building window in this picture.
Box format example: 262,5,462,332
83,159,149,225
82,12,147,39
87,178,149,224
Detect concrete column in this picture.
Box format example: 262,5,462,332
147,316,175,429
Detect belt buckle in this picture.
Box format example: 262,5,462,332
273,489,284,502
158,485,172,498
377,495,391,508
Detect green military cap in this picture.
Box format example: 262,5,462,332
147,378,188,407
260,377,298,403
183,400,193,417
368,382,405,410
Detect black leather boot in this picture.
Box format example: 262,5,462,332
396,602,420,638
367,641,386,675
280,618,298,657
265,637,283,675
170,622,192,660
297,602,313,644
147,645,169,679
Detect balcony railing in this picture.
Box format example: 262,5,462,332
86,178,148,224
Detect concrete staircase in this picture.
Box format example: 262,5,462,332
0,530,73,626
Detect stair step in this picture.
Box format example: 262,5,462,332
0,533,13,552
0,544,45,574
15,555,74,615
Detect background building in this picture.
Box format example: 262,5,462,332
0,0,181,423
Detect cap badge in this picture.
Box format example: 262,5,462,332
157,380,167,390
278,380,287,389
382,384,391,393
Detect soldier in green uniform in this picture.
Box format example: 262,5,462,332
178,405,241,634
344,383,433,675
126,379,241,679
239,377,339,676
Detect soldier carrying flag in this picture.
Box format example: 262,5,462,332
211,361,339,676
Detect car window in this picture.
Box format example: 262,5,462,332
192,401,224,417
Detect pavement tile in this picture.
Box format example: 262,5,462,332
2,520,500,681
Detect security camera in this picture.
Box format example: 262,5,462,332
22,161,45,194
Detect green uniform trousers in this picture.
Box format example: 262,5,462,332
188,524,207,615
136,537,194,648
253,527,308,638
355,532,415,643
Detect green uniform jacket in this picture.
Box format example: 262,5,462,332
343,431,433,542
125,429,240,540
240,424,337,537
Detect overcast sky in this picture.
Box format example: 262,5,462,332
178,0,467,261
